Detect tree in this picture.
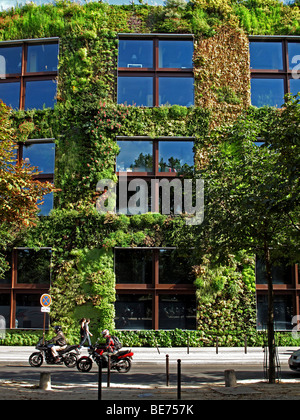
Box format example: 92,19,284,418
0,101,56,276
191,96,300,383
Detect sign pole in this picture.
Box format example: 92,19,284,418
43,312,46,345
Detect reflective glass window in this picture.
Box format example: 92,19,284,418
159,77,194,106
16,248,51,285
256,258,293,285
0,81,20,108
158,40,193,68
0,46,22,75
290,78,300,96
257,294,293,331
23,142,55,174
0,294,10,328
117,76,153,107
115,249,153,284
251,78,284,108
25,79,57,110
118,40,153,68
159,249,195,284
117,140,153,172
115,294,152,329
249,41,283,70
159,294,196,330
27,43,59,73
16,294,49,329
37,192,54,216
159,141,194,173
288,42,300,70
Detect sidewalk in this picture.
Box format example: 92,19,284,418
0,345,298,365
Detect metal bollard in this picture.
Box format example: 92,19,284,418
177,359,181,400
216,337,219,354
98,360,102,400
166,354,169,387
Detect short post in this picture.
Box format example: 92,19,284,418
39,372,51,390
216,336,219,354
187,334,189,355
166,354,169,387
98,360,102,400
107,355,111,388
224,369,237,387
177,359,181,400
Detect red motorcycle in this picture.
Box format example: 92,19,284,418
76,343,133,373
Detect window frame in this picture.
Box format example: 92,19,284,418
114,247,196,330
117,34,194,107
249,35,300,107
0,37,59,110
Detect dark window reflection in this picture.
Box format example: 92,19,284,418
159,77,194,106
118,40,153,69
0,81,20,108
27,43,59,73
115,294,152,329
16,294,49,329
0,294,10,327
158,40,193,69
250,42,283,70
159,249,195,284
25,79,57,110
115,249,152,284
251,78,284,108
117,76,153,106
17,249,51,285
159,294,196,330
257,294,293,331
0,46,22,75
256,258,293,285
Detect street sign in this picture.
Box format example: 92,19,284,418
41,306,50,313
40,294,52,307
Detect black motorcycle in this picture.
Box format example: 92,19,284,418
29,338,80,368
76,344,134,373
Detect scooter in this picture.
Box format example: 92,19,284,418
29,338,80,368
76,343,134,373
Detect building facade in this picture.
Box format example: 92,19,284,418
0,0,299,344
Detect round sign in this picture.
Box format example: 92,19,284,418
40,294,52,307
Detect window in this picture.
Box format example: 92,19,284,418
249,37,300,107
0,248,51,329
114,248,196,330
256,258,299,331
0,39,58,110
116,136,194,214
18,138,55,215
117,35,194,107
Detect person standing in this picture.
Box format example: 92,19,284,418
80,318,93,347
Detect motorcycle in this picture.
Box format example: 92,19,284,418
76,343,134,373
29,338,81,368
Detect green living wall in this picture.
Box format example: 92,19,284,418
1,0,300,346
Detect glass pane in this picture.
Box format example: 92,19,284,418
118,40,153,68
38,192,54,216
159,294,196,330
115,249,153,284
256,258,293,285
25,79,57,110
117,180,151,215
159,77,194,106
288,42,300,70
257,294,293,331
249,41,283,70
0,294,10,328
23,142,55,173
251,78,284,108
17,249,51,284
118,76,153,106
290,78,300,96
16,294,49,329
115,294,152,329
159,141,194,173
0,251,12,285
159,249,195,284
27,43,59,73
0,81,20,108
0,46,22,75
117,140,153,172
159,40,193,69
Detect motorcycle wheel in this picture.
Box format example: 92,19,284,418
29,352,43,367
64,353,77,368
116,357,131,373
77,357,93,372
